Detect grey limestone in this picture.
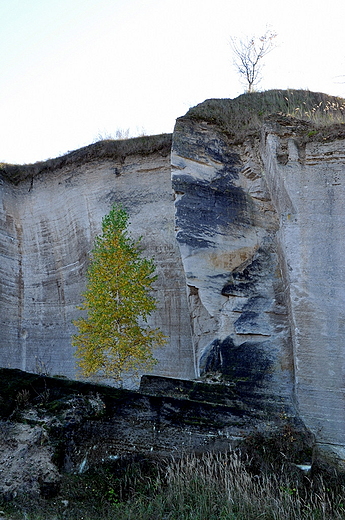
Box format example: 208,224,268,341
2,99,345,453
0,150,194,382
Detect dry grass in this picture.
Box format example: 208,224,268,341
4,450,345,519
179,89,345,142
158,451,345,520
0,133,172,185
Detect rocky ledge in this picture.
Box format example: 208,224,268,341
0,368,312,500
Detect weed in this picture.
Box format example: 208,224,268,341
34,356,51,377
15,389,31,409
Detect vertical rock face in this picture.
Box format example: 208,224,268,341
171,108,345,446
0,143,194,382
171,118,294,407
261,121,345,445
0,179,22,368
2,92,345,450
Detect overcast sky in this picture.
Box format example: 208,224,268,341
1,0,345,164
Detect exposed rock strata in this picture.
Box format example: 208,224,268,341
0,137,194,382
171,106,345,449
261,121,345,445
0,369,309,499
171,118,294,411
2,92,345,454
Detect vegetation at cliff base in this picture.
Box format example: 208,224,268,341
72,204,166,382
4,450,345,520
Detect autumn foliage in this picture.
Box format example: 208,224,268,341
72,204,166,381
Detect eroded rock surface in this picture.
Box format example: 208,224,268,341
2,92,345,454
0,137,194,382
171,118,294,411
0,368,309,499
261,120,345,445
0,421,60,499
171,106,345,449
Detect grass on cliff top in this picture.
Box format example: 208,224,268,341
0,133,172,185
180,89,345,141
3,90,344,185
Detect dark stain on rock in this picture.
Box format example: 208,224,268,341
173,174,253,249
173,121,242,170
221,248,272,297
236,295,271,313
234,310,271,336
200,336,273,388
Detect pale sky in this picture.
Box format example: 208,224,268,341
1,0,345,164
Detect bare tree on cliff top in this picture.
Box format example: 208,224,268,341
230,29,277,93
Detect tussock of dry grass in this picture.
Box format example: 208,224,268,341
0,133,172,185
179,89,345,142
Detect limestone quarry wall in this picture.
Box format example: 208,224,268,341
2,109,345,448
171,118,294,412
0,147,194,381
171,114,345,447
261,123,345,446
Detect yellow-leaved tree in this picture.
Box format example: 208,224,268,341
72,204,166,382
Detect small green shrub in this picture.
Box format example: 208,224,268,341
308,130,318,137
